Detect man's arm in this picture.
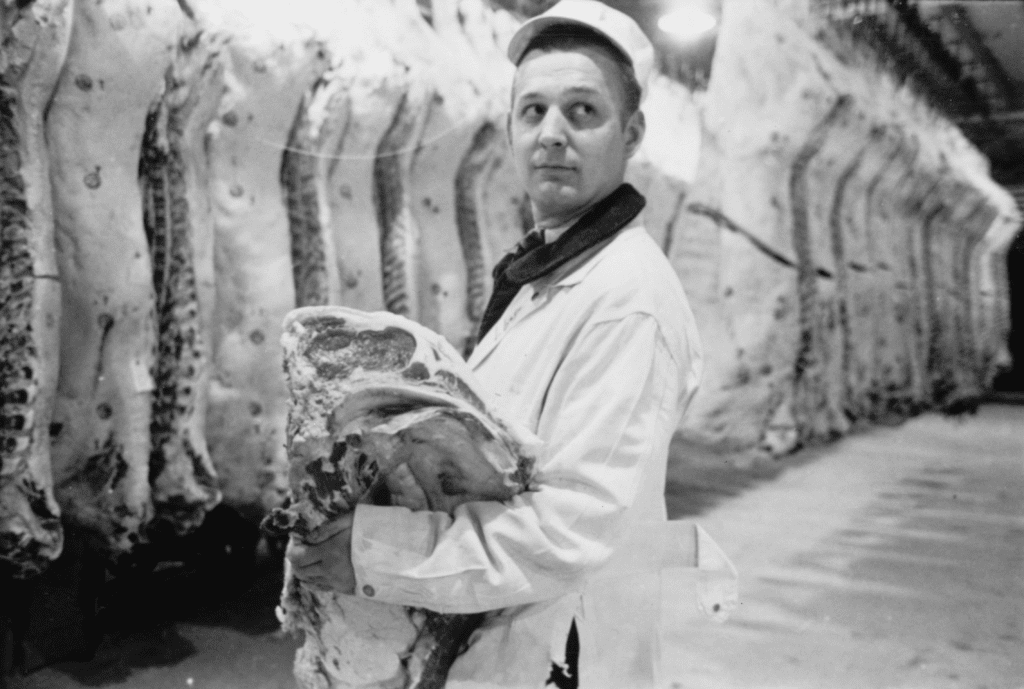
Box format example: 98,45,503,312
345,312,686,614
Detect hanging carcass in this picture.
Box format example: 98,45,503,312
0,0,73,577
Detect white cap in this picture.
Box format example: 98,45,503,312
507,0,655,101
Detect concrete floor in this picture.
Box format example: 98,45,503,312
11,404,1024,689
662,404,1024,689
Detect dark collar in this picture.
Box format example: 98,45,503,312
504,183,646,286
475,183,646,344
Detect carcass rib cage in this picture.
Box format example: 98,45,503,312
0,0,71,578
139,34,224,535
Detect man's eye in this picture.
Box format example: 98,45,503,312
569,103,597,120
521,104,544,119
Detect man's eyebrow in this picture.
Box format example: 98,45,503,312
515,86,602,101
563,86,601,96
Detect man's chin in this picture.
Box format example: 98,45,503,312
531,183,616,223
531,184,582,212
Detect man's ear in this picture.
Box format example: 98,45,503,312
624,109,645,159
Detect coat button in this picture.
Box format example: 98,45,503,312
362,584,375,597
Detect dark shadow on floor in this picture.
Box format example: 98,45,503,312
4,505,288,688
664,400,1022,520
47,627,198,687
665,435,834,519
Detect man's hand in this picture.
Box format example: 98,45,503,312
285,513,356,595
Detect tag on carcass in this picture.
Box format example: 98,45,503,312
130,358,156,393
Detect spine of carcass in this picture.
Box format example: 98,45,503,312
139,32,224,536
281,81,344,309
47,0,187,554
454,121,500,351
375,82,430,321
0,0,73,577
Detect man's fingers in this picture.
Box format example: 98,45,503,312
284,528,357,597
291,561,323,577
385,464,430,511
286,539,324,568
289,556,354,595
305,514,355,545
297,575,333,592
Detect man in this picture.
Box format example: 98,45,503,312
286,2,703,686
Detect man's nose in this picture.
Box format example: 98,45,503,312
537,109,568,148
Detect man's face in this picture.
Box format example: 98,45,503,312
508,45,644,226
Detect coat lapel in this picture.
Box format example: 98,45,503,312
468,284,546,369
468,224,638,371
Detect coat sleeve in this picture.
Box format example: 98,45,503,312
349,313,684,614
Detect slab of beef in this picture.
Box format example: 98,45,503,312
267,305,537,689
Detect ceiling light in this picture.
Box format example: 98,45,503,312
657,7,718,41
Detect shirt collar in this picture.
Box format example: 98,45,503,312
540,220,574,245
533,204,591,245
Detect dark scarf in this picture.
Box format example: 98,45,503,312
477,183,646,342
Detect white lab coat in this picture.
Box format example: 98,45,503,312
350,217,704,688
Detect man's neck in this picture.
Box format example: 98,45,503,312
533,208,586,231
532,187,621,231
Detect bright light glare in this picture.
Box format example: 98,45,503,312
657,8,718,40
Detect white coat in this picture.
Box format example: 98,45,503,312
350,216,704,688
